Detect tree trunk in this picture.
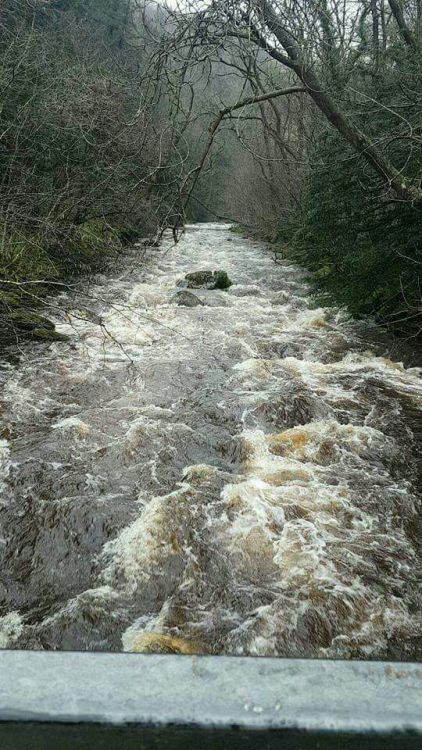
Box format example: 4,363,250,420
388,0,416,47
371,0,380,72
258,0,422,205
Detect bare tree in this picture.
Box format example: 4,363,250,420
159,0,422,206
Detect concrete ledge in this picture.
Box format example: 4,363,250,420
0,652,421,735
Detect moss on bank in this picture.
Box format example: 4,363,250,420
0,220,144,347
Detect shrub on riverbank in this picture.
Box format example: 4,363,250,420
0,1,177,346
282,134,422,334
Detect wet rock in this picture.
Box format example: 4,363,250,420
193,289,229,308
184,270,214,288
181,269,233,290
1,308,68,343
211,270,232,290
199,294,228,308
171,290,204,307
30,327,68,342
8,309,56,333
273,290,290,305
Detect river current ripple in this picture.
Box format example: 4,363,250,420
0,223,421,658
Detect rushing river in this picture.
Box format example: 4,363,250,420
0,223,421,659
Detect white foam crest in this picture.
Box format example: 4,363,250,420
124,415,194,458
217,421,418,655
3,378,44,419
101,484,191,589
0,611,23,648
121,598,180,653
36,587,120,631
265,420,392,463
0,439,11,498
340,352,422,402
52,416,91,436
101,462,222,593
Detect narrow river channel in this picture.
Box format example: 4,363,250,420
0,223,421,659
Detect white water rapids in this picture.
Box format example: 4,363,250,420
0,223,421,658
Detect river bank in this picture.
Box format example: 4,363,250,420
0,221,145,348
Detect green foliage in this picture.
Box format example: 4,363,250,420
64,221,122,272
118,225,144,246
284,48,422,337
0,231,58,285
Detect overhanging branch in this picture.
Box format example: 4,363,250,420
180,86,306,210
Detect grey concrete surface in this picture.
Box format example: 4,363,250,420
0,652,421,734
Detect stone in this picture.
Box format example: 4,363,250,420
4,309,68,342
171,291,204,307
210,270,232,290
273,290,290,305
180,269,233,291
0,650,418,732
184,270,214,288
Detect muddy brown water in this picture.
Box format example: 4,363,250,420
0,223,421,659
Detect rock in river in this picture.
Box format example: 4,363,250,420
184,270,213,287
180,269,233,290
171,290,204,307
211,270,232,290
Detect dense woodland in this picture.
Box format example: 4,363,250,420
1,0,421,342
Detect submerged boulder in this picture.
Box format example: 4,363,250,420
180,269,233,290
171,290,204,307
